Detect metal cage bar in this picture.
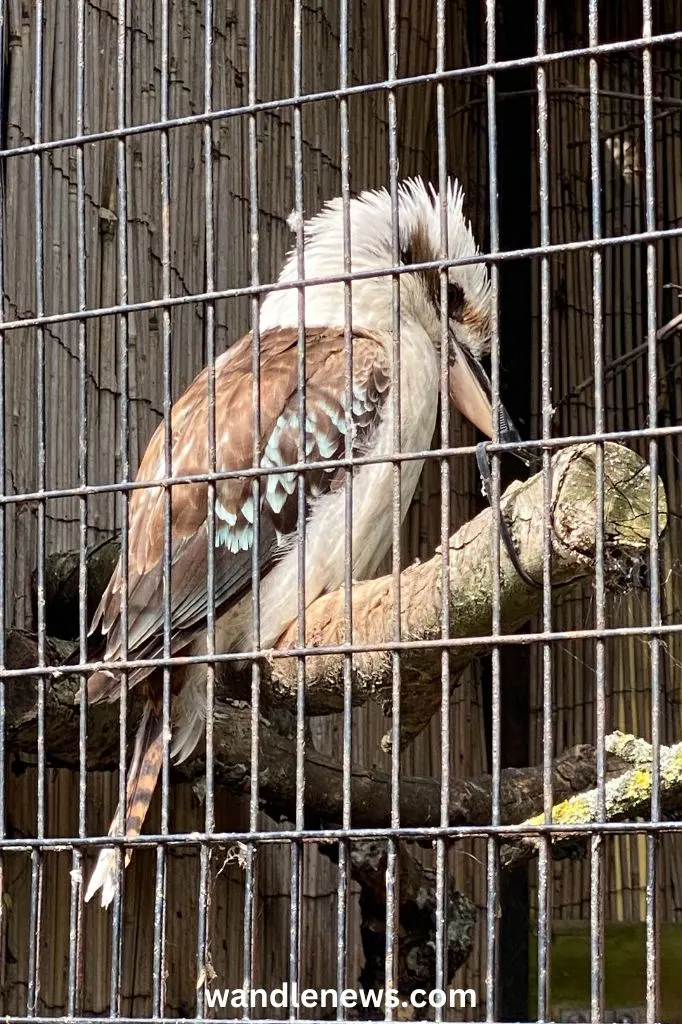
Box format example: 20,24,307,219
642,4,662,1023
0,30,680,165
69,0,89,1009
290,0,307,1009
242,0,263,1006
28,0,47,1010
0,0,7,1006
337,0,354,1012
385,0,402,1008
536,0,554,1017
195,0,217,1013
110,0,131,1004
434,4,451,1023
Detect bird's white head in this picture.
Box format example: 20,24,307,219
259,177,491,359
258,178,513,440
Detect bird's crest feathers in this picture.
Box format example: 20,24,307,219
262,176,490,345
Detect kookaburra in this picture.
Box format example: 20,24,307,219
85,177,517,906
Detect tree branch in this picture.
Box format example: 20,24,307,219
7,630,628,830
4,636,634,1002
7,631,628,1002
501,731,682,870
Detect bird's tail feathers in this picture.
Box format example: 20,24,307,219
85,699,164,908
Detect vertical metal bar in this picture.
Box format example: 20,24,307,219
588,2,606,1020
337,0,353,1011
385,0,401,1015
153,0,172,1013
28,0,46,1012
536,1,553,1019
434,3,450,1021
68,0,88,1011
0,0,6,996
196,0,216,1011
242,0,261,1007
642,4,660,1021
484,2,501,1018
291,0,306,1011
110,0,130,1009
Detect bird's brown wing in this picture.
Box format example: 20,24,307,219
88,325,390,701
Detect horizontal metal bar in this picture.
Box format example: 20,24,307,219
6,621,682,683
0,1016,661,1024
0,28,678,162
0,819,681,852
3,421,682,508
0,225,681,335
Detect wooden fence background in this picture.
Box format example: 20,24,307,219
2,0,682,1018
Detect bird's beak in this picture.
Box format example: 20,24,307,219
448,338,521,444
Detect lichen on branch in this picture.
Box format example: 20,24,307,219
501,731,682,869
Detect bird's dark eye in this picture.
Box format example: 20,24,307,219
448,282,465,320
401,244,413,266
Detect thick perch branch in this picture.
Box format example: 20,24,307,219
10,438,663,836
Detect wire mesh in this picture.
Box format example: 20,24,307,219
0,1,680,1022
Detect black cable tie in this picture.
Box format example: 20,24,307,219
475,441,544,590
